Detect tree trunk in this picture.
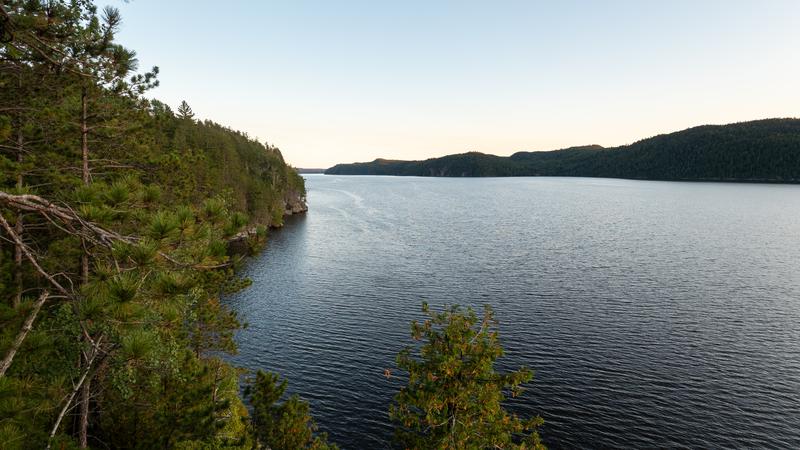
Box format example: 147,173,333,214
13,83,24,308
81,86,89,185
79,370,90,448
0,291,48,377
79,86,92,446
81,244,89,284
13,212,22,308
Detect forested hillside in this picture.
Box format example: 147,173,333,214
0,2,324,448
326,119,800,181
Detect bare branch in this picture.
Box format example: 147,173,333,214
45,335,105,450
0,191,133,246
0,190,231,271
0,212,71,296
0,291,49,377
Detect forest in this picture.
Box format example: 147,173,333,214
325,119,800,180
0,0,311,448
1,1,545,449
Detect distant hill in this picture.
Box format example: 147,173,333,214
326,119,800,182
297,168,327,174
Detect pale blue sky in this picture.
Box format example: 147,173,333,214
115,1,800,167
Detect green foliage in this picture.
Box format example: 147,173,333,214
100,353,251,449
245,371,338,450
108,272,140,303
129,238,158,266
105,180,131,206
391,303,545,450
188,296,241,357
148,211,180,241
147,118,305,227
154,271,192,296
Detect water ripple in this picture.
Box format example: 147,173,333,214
226,176,800,449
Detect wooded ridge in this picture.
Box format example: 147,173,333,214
326,119,800,182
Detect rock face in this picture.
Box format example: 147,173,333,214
227,227,258,256
284,189,308,216
228,190,307,255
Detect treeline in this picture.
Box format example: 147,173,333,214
137,101,306,225
326,119,800,181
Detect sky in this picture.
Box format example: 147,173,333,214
114,0,800,168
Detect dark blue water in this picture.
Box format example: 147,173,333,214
226,175,800,449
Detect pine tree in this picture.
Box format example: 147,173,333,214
245,371,338,450
177,100,195,120
390,303,546,449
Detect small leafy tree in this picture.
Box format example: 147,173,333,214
390,303,545,449
245,371,337,450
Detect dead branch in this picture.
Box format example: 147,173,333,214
0,291,49,377
0,190,231,271
0,191,133,246
0,210,97,347
0,212,71,297
45,335,105,450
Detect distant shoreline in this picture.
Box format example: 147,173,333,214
325,118,800,183
323,173,800,184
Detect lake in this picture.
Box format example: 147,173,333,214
226,175,800,448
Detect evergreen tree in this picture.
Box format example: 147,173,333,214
245,371,337,450
390,303,545,449
177,100,195,120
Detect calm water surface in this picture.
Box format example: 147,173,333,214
226,175,800,449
